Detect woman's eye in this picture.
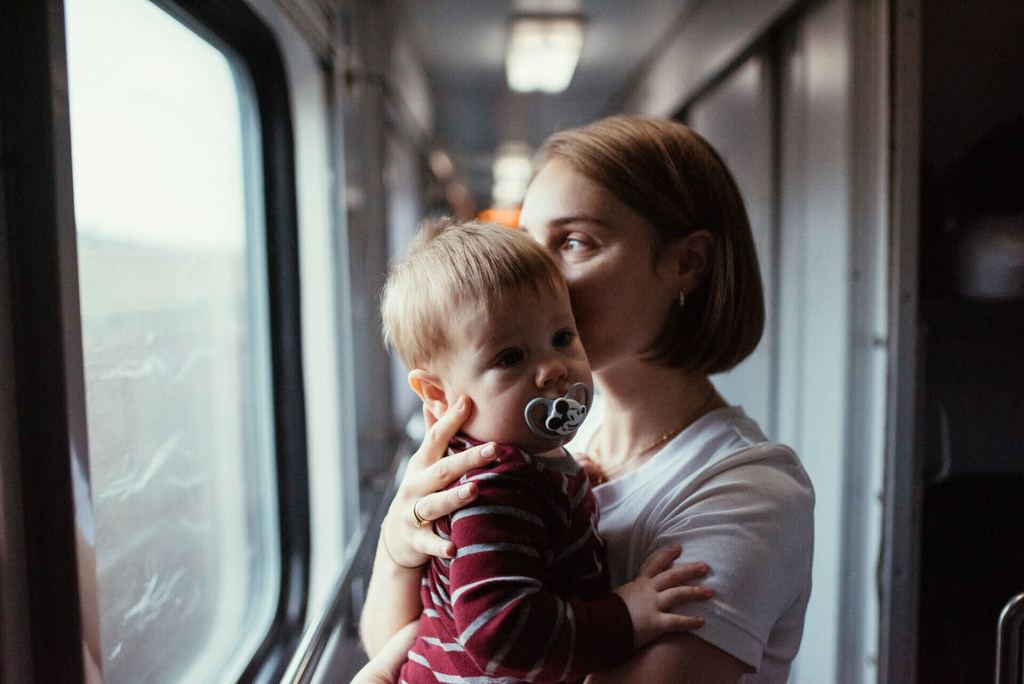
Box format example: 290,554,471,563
496,349,523,367
552,330,574,347
562,233,597,254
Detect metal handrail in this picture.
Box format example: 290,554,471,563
996,591,1024,684
280,448,410,684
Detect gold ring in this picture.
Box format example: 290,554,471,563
412,498,429,528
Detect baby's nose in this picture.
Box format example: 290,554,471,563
536,358,569,388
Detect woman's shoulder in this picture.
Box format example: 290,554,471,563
662,406,812,496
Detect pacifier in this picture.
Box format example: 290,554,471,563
524,382,592,440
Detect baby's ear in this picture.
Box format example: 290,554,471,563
408,369,449,419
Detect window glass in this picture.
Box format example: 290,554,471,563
64,0,280,681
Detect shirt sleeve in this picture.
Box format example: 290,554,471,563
652,448,815,671
447,460,634,681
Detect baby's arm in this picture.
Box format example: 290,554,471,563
613,546,712,648
445,460,708,680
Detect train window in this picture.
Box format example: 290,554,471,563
64,0,280,681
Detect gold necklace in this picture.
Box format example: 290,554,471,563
589,388,718,484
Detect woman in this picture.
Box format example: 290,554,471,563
359,116,814,683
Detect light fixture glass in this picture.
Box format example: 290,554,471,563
491,144,533,207
505,16,584,94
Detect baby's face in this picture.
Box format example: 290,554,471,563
441,283,592,455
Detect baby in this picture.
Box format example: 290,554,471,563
380,218,706,683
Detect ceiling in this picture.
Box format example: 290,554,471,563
396,0,696,210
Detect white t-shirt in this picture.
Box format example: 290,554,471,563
569,402,814,682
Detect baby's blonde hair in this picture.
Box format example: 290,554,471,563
381,217,567,369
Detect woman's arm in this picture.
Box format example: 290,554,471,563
359,397,499,655
586,633,745,684
351,622,420,684
359,533,428,657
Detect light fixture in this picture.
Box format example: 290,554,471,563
491,143,533,207
505,15,585,94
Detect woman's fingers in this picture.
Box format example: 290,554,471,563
420,441,497,492
409,396,472,470
400,443,498,560
410,480,477,525
379,395,501,567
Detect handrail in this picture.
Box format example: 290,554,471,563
996,591,1024,684
279,446,411,684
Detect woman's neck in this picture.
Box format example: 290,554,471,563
590,358,724,474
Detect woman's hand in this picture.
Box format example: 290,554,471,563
613,546,713,649
380,395,499,568
350,621,419,684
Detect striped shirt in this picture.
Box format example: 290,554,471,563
399,435,633,683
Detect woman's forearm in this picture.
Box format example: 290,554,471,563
351,621,420,684
358,399,492,655
585,633,744,684
359,532,425,657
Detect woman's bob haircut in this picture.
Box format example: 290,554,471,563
531,115,765,374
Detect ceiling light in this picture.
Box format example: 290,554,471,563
491,144,533,207
505,15,584,94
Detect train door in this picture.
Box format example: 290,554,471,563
913,2,1024,682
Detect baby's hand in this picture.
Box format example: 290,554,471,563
613,545,712,649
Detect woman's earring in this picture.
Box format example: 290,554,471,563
678,291,686,308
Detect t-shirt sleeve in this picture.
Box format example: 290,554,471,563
652,449,814,672
448,460,634,680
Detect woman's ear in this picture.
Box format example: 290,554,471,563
408,369,450,420
669,229,714,293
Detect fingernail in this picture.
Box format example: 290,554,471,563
455,396,468,412
458,484,474,500
481,443,496,459
702,587,714,597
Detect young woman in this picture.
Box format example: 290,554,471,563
359,116,814,683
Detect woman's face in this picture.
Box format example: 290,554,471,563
518,158,680,372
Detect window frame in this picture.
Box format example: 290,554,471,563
0,0,310,681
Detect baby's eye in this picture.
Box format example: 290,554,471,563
552,330,575,347
495,348,524,367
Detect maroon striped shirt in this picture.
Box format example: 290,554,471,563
399,435,633,683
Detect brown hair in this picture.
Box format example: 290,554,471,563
532,115,764,374
381,217,567,369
